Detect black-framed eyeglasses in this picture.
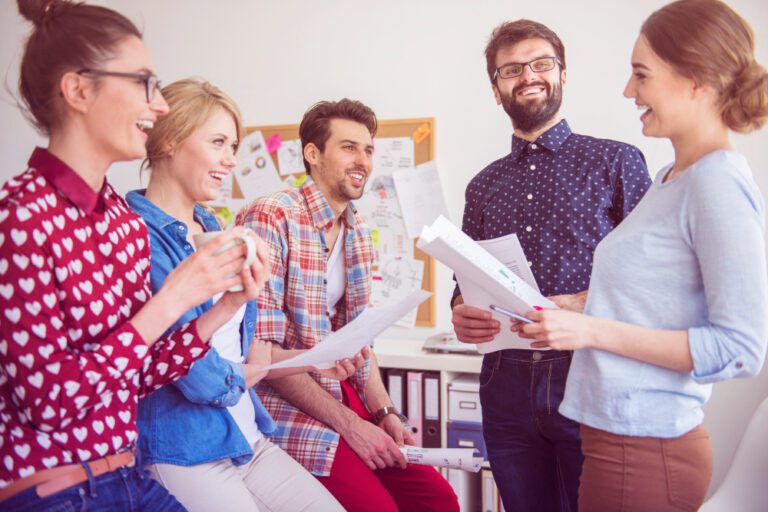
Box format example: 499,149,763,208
494,57,561,80
76,68,162,103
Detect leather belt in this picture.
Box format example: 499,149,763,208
0,451,134,503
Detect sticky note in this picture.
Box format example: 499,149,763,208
293,174,309,187
217,207,234,226
413,122,431,144
372,229,380,247
266,134,282,153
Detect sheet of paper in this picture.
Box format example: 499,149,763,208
372,137,414,177
399,447,483,473
417,216,556,353
355,176,412,262
477,233,539,292
371,256,424,328
262,290,431,370
232,131,284,201
393,161,450,239
276,139,305,176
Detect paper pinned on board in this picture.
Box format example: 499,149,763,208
371,256,425,328
417,216,556,353
277,139,306,176
262,290,431,370
392,161,450,239
232,130,284,200
399,447,483,473
372,137,414,177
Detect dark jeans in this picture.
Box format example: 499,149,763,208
0,463,186,512
480,349,583,512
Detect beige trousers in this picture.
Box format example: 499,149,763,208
147,437,344,512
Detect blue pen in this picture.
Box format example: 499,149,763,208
489,304,534,324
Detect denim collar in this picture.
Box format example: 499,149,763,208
125,189,221,233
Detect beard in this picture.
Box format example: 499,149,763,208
500,80,563,133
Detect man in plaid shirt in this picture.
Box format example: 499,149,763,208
237,99,458,511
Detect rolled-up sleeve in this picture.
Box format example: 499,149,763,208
687,164,768,383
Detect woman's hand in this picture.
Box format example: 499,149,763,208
243,338,272,386
511,309,598,351
317,346,371,380
548,290,588,313
218,231,272,312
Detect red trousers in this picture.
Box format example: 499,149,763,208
316,381,459,512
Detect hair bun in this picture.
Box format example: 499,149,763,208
722,60,768,133
17,0,62,27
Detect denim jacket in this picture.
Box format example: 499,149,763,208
126,190,277,467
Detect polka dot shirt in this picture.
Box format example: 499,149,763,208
456,120,651,298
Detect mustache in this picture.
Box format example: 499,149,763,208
512,81,551,96
347,166,367,174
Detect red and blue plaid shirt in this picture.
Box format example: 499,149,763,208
236,176,373,476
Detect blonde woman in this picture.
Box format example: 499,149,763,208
513,0,768,510
126,78,359,512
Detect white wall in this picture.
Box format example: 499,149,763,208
2,0,767,494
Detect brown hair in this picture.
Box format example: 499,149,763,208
143,78,242,171
484,19,566,83
641,0,768,132
16,0,142,135
299,98,377,173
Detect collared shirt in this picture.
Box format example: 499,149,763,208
0,148,208,486
236,175,373,476
455,119,651,301
126,190,276,467
561,151,768,437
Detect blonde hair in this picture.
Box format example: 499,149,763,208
641,0,768,133
143,78,243,170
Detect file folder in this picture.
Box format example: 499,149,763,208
406,371,423,446
481,468,499,512
386,369,406,413
422,371,441,448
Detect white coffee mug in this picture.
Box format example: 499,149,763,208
192,231,257,292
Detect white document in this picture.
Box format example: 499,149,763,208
372,137,415,177
417,216,556,353
262,290,431,370
371,256,425,328
477,233,539,292
232,131,284,201
393,161,450,239
355,176,412,261
399,447,483,473
276,139,306,176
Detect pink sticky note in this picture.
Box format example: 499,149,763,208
266,134,282,153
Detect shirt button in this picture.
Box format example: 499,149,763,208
527,261,533,267
530,143,538,150
185,244,191,251
529,164,536,170
735,362,743,369
525,226,532,232
532,352,543,361
526,194,533,200
177,225,184,231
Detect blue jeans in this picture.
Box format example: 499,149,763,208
0,463,186,512
480,349,583,512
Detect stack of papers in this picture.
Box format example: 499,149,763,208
417,216,556,353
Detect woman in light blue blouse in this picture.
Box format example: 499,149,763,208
126,79,364,512
513,0,768,510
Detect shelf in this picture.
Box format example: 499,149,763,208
374,336,482,374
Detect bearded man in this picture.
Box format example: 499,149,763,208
450,20,651,512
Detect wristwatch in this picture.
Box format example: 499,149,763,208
372,406,408,425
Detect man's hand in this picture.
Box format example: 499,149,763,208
340,417,407,470
452,301,500,343
379,413,415,448
316,346,370,380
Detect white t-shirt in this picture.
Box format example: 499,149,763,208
326,225,346,318
209,294,262,444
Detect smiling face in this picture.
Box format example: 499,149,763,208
305,118,374,211
623,35,700,140
492,37,566,134
83,36,169,163
165,107,239,203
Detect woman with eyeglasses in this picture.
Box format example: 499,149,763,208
126,78,361,511
512,0,768,510
0,1,270,510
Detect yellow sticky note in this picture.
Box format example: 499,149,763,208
371,229,380,247
293,174,309,187
217,207,234,226
413,122,431,144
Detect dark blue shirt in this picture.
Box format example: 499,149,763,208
456,119,651,299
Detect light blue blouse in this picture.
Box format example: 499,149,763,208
560,150,767,437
